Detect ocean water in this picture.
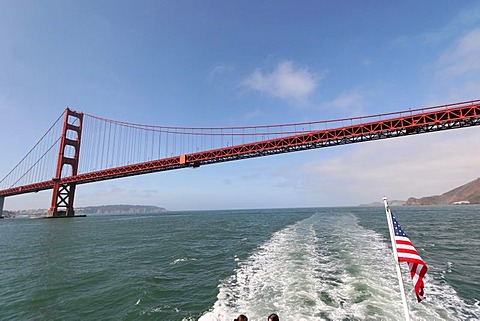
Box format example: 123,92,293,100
0,206,478,320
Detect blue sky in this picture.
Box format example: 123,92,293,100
1,1,480,210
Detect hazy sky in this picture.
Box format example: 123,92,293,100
1,1,480,210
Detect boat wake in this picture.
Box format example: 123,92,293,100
205,212,479,321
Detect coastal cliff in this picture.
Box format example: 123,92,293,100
406,178,480,205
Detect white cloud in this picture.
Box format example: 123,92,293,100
430,27,480,101
207,63,235,91
242,61,321,104
437,28,480,77
318,89,368,116
274,127,480,205
209,63,234,79
393,4,480,49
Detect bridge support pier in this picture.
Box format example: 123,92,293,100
0,196,4,218
48,181,77,217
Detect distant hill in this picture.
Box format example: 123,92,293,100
359,200,406,207
76,205,167,214
2,205,167,218
1,210,15,218
406,178,480,205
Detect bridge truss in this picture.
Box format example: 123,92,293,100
1,99,480,216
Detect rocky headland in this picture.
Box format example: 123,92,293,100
360,178,480,206
406,178,480,205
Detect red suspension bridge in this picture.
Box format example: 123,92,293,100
1,99,480,217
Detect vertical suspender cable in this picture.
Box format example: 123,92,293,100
95,118,100,170
106,121,112,168
158,128,162,160
151,127,155,161
129,125,134,164
139,127,142,163
89,117,96,171
171,130,175,156
134,126,138,163
111,122,116,168
165,129,169,158
99,121,106,169
144,127,148,161
134,127,138,163
122,123,128,165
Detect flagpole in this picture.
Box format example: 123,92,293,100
383,197,410,321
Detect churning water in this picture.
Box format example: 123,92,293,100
1,206,479,320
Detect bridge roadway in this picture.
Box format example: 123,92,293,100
1,100,480,198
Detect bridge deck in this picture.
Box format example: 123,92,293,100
1,100,480,197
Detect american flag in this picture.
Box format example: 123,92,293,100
391,212,428,302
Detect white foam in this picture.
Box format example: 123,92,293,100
208,212,480,320
171,257,197,265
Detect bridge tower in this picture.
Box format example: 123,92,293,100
47,108,83,217
0,196,4,218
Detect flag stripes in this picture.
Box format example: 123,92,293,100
391,213,428,302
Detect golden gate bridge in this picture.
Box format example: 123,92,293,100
1,99,480,217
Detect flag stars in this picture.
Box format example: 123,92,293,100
392,214,408,237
